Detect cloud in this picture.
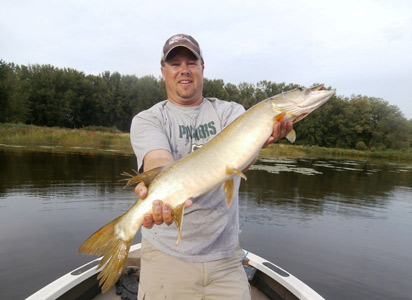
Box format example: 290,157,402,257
1,0,411,118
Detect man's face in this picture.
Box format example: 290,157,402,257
161,47,204,106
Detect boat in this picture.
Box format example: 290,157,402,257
27,243,325,300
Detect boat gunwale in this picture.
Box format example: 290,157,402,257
25,244,324,300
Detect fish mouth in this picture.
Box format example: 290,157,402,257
293,113,309,123
311,84,325,91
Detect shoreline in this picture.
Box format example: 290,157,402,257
1,123,411,162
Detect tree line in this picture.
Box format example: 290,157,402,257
1,60,411,151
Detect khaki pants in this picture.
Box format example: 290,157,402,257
138,238,251,300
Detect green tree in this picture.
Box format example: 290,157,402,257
133,75,165,113
28,65,66,126
340,96,373,148
223,83,240,102
237,82,256,109
203,78,229,100
367,98,410,150
0,61,31,123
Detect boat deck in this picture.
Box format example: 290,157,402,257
94,286,269,300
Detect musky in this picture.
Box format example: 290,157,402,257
1,0,411,119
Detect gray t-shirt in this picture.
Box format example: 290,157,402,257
130,98,245,262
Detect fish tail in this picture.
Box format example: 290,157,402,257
78,215,141,293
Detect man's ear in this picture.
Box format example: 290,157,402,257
161,66,166,82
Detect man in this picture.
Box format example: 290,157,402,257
130,34,292,300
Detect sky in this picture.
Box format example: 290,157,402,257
1,0,411,119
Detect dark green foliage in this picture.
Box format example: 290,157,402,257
0,60,411,150
0,60,166,132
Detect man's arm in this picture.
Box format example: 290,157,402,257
142,149,175,172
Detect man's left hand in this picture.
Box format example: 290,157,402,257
263,121,293,147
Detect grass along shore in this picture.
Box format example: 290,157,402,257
1,123,411,162
0,123,133,155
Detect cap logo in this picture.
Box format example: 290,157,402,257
168,35,192,45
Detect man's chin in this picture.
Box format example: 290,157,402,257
174,94,202,106
177,92,196,101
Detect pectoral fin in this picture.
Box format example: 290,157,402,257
286,129,296,143
172,202,186,246
274,112,286,122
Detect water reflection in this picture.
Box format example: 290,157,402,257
243,157,412,205
0,150,136,197
239,157,411,225
238,157,412,300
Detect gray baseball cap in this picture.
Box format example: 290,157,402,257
161,34,204,65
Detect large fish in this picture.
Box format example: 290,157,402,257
79,84,335,292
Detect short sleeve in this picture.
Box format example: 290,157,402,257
222,102,245,128
210,99,245,129
130,107,171,172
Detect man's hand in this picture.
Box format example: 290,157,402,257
263,121,293,147
135,182,193,228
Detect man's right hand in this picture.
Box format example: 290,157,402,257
135,182,192,228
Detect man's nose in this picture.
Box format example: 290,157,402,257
179,62,190,74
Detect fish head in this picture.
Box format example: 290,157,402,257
270,85,335,123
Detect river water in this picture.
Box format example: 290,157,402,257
0,150,411,299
